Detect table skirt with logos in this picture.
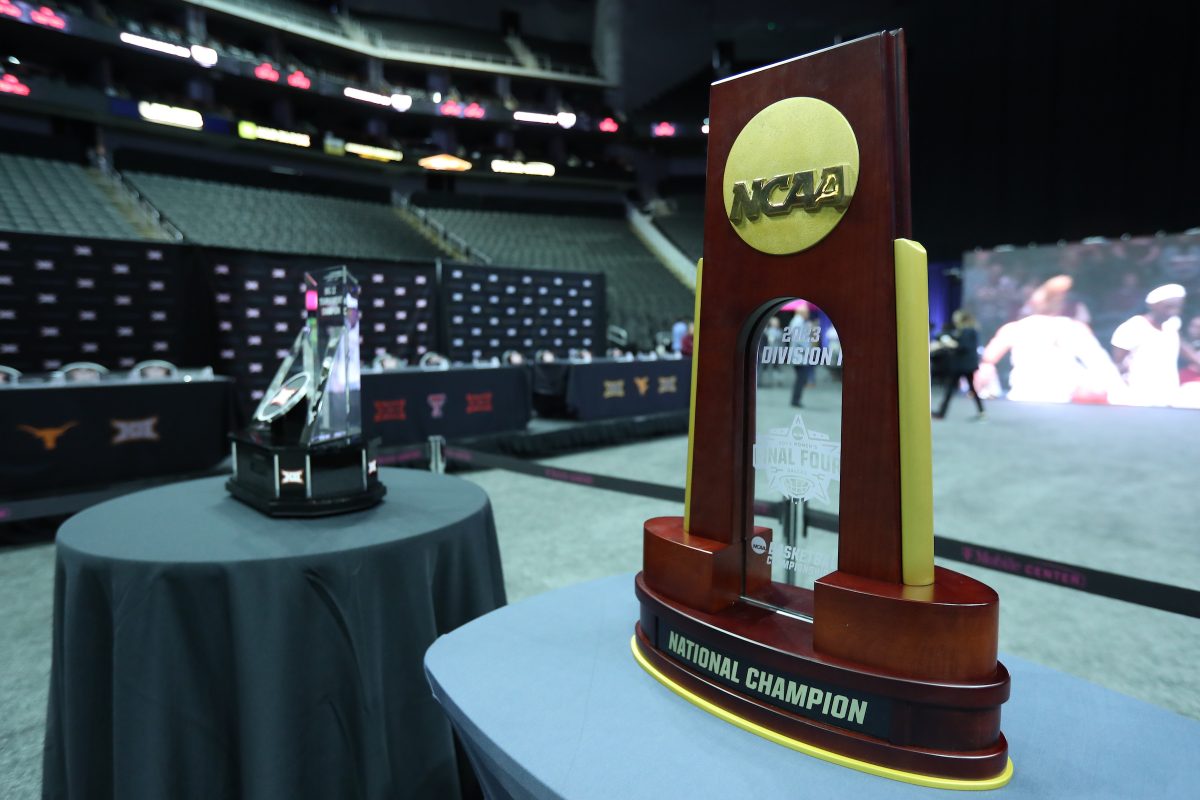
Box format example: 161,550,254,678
0,377,233,496
534,359,691,421
363,366,532,446
424,573,1200,800
44,470,506,800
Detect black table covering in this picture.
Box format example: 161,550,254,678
561,359,691,420
363,367,531,446
530,363,570,418
44,470,506,800
0,378,233,496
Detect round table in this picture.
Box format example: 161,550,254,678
425,573,1200,800
44,470,506,800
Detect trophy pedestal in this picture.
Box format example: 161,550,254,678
227,433,386,517
633,33,1012,787
636,517,1011,788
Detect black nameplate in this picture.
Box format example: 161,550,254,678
655,622,892,739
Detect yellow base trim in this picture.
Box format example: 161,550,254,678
631,636,1013,791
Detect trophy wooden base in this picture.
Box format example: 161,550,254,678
227,433,386,517
634,568,1012,788
630,633,1013,790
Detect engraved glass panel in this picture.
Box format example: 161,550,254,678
251,265,362,444
744,298,842,619
306,266,362,443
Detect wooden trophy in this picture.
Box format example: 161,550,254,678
632,31,1012,789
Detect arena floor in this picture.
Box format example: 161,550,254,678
2,385,1197,797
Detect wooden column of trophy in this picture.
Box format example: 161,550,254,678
632,32,1012,788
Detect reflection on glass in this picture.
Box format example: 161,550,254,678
251,266,362,444
744,299,842,619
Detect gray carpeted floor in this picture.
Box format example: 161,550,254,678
0,544,55,799
2,385,1198,797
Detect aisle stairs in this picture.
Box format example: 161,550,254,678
393,199,490,263
87,169,178,241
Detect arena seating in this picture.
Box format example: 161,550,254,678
0,154,142,240
214,0,343,35
414,203,694,347
524,36,599,76
652,194,704,264
360,16,517,63
125,173,443,260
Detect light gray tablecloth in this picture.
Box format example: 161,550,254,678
426,572,1198,799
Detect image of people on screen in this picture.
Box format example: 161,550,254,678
976,276,1126,404
963,233,1200,408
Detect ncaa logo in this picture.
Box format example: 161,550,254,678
750,536,768,556
723,97,859,255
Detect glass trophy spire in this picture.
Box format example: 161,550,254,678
232,264,383,516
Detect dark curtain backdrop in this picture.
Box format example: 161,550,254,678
927,260,960,332
643,2,1200,263
902,1,1200,259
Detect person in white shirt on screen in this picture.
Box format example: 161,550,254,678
1110,284,1200,407
977,275,1126,404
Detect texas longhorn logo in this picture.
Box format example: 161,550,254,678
752,413,842,504
18,421,78,451
111,417,159,445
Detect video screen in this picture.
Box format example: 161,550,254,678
962,233,1200,408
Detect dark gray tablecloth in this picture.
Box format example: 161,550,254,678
425,573,1199,799
44,471,506,800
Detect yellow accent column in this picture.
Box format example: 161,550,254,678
683,258,703,532
894,240,935,586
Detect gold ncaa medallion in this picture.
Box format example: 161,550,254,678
723,97,859,255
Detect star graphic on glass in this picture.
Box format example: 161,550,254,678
752,413,842,503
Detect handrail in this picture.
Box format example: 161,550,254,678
98,165,184,241
400,199,493,264
124,184,184,241
625,202,697,290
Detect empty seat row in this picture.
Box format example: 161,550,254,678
126,173,442,261
0,154,141,239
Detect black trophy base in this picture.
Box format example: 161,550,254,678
227,433,386,518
